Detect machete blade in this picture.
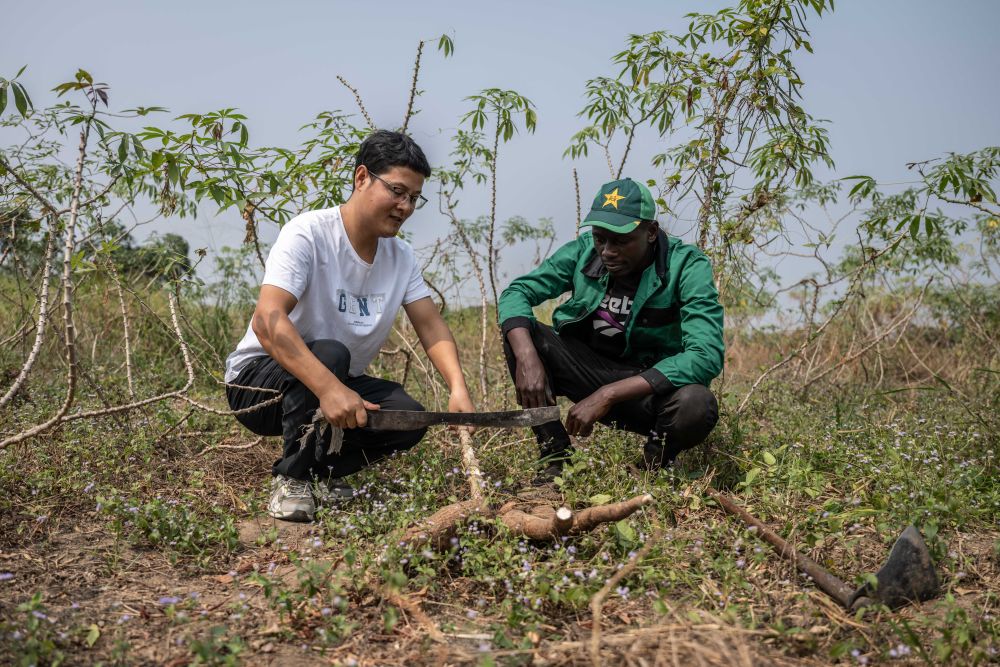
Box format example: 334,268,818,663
365,405,560,431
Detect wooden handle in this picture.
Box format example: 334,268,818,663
707,489,855,609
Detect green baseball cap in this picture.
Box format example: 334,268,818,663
582,177,657,233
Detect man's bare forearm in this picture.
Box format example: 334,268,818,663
405,298,470,394
423,339,468,392
251,308,346,397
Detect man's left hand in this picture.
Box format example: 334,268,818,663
448,388,476,414
565,388,612,437
447,388,477,433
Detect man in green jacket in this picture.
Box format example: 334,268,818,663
498,178,724,477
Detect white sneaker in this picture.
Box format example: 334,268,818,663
267,475,315,522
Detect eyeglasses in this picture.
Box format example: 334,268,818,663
368,171,428,210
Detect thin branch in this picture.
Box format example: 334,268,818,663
242,201,266,268
616,129,634,180
486,122,501,316
0,225,56,409
697,84,738,250
197,436,265,457
401,40,425,133
799,280,931,391
0,154,61,214
391,324,441,408
602,141,615,180
0,101,97,447
574,167,582,237
589,516,663,667
106,258,135,399
934,193,1000,218
336,76,376,130
735,230,908,415
441,189,489,399
57,174,121,215
382,586,445,643
902,336,992,430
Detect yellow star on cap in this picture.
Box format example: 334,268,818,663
602,187,625,209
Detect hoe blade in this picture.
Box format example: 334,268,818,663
850,525,939,610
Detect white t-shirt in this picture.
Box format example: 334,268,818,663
224,206,431,382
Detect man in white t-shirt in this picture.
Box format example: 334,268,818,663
225,130,475,522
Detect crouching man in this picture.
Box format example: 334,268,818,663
225,130,475,521
498,178,723,479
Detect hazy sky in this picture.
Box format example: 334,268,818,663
3,0,999,286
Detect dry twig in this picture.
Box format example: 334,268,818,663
589,515,664,667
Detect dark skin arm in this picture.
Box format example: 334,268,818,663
564,374,652,436
506,326,654,436
506,327,554,409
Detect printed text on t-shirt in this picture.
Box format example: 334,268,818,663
337,289,386,324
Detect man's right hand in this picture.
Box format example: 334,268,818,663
507,327,553,408
319,383,380,429
514,352,553,408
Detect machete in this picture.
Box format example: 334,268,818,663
365,405,560,431
303,405,562,457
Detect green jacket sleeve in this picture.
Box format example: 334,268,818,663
498,235,586,333
649,252,725,386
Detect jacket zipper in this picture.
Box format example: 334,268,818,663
556,272,609,333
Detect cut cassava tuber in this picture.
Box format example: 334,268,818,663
394,429,653,551
571,494,654,532
396,495,653,550
396,498,487,551
496,505,575,540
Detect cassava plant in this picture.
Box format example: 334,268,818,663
566,0,835,303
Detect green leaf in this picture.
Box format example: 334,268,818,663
167,160,180,186
744,467,760,485
11,82,28,117
383,606,399,633
0,85,7,114
589,494,613,506
131,135,145,158
85,623,101,647
438,34,454,57
762,451,776,466
614,520,636,544
17,82,33,110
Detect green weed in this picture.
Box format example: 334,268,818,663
99,495,240,567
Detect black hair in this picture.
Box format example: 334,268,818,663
354,130,431,178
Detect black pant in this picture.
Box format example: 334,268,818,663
503,322,718,462
225,339,427,481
